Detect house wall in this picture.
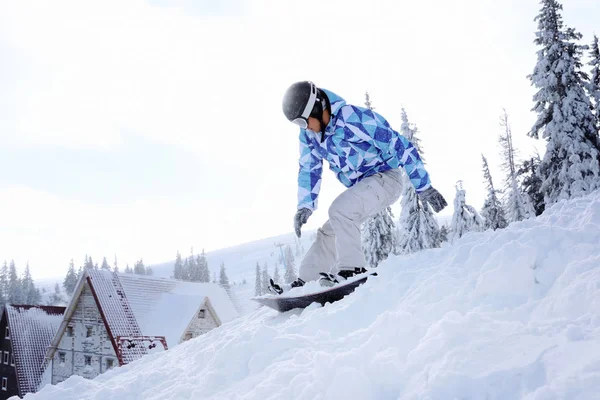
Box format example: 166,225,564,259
0,314,18,400
52,283,117,385
181,305,219,343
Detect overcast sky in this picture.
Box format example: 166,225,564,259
1,0,598,280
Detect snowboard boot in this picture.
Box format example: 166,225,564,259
319,267,368,287
268,278,305,295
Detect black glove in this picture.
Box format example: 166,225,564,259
418,187,447,213
294,208,313,237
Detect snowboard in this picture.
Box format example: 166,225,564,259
252,273,375,312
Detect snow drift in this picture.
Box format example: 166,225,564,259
22,191,600,399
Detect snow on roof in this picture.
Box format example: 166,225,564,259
85,269,148,364
117,273,238,347
5,305,65,395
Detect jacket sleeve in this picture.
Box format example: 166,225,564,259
341,106,431,192
297,129,323,210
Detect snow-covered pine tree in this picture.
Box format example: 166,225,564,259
588,35,600,131
394,108,440,254
529,0,600,205
273,264,281,284
113,255,119,273
181,257,190,281
124,264,133,274
100,257,111,270
188,249,202,282
84,255,94,270
481,154,508,230
254,263,262,296
198,250,210,283
438,225,449,244
361,93,399,263
63,259,78,295
146,267,153,276
48,283,65,306
219,262,230,291
261,265,271,296
173,251,183,279
362,206,395,267
21,263,40,305
134,259,146,275
8,260,21,304
284,245,297,283
0,262,8,306
517,153,545,216
449,181,484,243
499,110,533,222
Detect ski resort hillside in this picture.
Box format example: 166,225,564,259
22,191,600,399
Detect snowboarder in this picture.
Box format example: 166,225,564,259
269,81,447,294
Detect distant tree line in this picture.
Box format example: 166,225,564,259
0,260,42,307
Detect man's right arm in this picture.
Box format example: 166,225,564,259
297,129,323,211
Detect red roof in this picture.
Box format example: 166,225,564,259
5,305,65,395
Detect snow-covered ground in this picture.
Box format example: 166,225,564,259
23,191,600,399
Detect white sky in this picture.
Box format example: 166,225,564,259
1,0,599,280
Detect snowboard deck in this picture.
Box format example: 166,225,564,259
252,273,375,312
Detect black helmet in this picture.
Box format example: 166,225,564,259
282,81,329,130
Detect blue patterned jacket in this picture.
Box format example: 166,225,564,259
297,88,431,211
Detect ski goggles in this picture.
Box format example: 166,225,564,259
291,82,318,129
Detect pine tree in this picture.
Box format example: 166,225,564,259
529,0,600,206
219,262,230,290
481,154,508,230
173,251,183,280
450,182,484,243
362,207,396,266
188,248,202,282
146,267,153,276
181,258,190,281
0,262,8,306
254,263,262,296
438,225,449,243
517,153,545,216
124,264,133,274
134,259,146,275
499,110,532,222
113,255,119,273
21,263,39,304
84,255,95,270
100,257,111,270
48,283,65,306
197,250,210,283
273,264,281,284
8,260,21,304
261,264,271,295
283,245,297,283
588,35,600,131
63,259,78,295
394,108,439,254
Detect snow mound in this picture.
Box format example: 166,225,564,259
22,191,600,399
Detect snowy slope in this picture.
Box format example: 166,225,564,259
26,191,600,399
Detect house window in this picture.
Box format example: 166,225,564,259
59,352,66,364
3,352,8,365
85,356,92,366
86,326,93,337
4,327,8,339
10,354,14,367
184,332,193,341
1,377,6,391
198,309,205,319
67,326,74,337
106,358,114,369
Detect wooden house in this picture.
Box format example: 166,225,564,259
0,305,65,400
44,269,238,386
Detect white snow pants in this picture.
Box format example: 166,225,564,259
298,169,403,282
